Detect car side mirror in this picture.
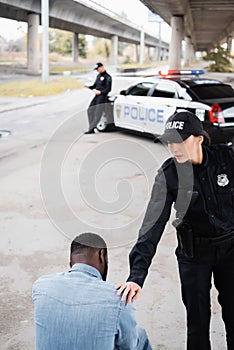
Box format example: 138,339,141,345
120,90,126,95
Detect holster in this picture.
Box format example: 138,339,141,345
173,219,194,258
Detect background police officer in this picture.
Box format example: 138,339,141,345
116,111,234,350
85,62,112,134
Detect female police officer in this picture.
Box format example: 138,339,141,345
116,111,234,350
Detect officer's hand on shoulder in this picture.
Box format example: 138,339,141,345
115,282,142,306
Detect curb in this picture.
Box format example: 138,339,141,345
0,99,50,114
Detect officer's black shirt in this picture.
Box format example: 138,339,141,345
127,144,234,287
89,70,112,96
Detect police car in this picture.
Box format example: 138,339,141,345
97,69,234,144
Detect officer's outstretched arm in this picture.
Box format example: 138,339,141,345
115,282,142,306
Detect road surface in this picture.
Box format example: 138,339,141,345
0,72,227,350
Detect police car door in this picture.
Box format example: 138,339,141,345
113,82,155,132
140,80,181,135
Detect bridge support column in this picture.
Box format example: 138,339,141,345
165,49,168,61
147,46,151,61
27,13,40,73
132,44,138,62
169,15,184,69
230,38,234,65
140,29,145,64
154,46,157,61
184,36,194,67
155,46,159,61
227,36,234,66
135,44,139,62
73,32,79,63
109,35,118,66
227,36,232,53
160,48,165,61
227,35,233,55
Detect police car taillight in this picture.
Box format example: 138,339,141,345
209,103,225,123
158,69,204,77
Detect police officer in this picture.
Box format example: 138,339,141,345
85,62,112,134
116,111,234,350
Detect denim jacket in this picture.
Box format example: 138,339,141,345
33,263,151,350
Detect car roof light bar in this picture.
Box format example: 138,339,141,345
158,69,204,77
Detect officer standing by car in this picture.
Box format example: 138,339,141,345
85,62,112,134
116,111,234,350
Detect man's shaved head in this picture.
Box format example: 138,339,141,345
70,233,108,280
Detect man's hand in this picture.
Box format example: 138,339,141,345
115,282,142,306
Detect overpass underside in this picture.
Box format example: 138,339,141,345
141,0,234,68
0,0,169,73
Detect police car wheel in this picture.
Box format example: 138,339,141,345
97,115,116,132
97,115,108,132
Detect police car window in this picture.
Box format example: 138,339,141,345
151,89,176,98
189,84,234,99
127,83,154,96
151,81,177,98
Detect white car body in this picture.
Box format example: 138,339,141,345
113,79,208,136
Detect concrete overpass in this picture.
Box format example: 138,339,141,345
0,0,169,73
140,0,234,68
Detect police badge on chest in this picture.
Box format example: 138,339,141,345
217,174,229,187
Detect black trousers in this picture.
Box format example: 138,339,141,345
87,95,106,130
176,237,234,350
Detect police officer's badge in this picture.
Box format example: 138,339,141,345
217,174,229,187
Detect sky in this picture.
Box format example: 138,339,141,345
0,0,171,42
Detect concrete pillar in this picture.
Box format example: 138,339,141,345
41,0,49,82
157,21,162,61
227,35,233,55
184,36,194,67
230,38,234,67
109,35,118,66
147,46,151,61
135,44,139,62
227,36,234,66
27,13,40,73
184,37,190,67
160,48,164,61
140,29,145,64
132,44,138,62
169,15,184,69
155,46,159,61
230,38,234,61
72,32,79,63
165,49,168,61
231,38,234,56
154,46,157,61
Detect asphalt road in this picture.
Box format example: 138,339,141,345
0,70,229,349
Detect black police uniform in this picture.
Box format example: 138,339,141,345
127,144,234,350
87,70,112,132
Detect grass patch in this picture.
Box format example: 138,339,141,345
50,66,87,73
0,77,84,97
119,61,168,69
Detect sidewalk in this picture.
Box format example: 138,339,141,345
0,65,231,350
